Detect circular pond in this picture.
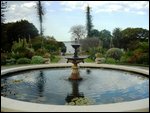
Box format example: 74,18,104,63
1,67,149,105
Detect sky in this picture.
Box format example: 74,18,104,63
4,1,149,41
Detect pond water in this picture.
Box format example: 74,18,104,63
1,68,149,105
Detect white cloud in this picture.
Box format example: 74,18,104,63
5,1,37,24
127,1,149,10
5,1,148,24
9,4,16,10
136,11,146,15
124,8,130,12
60,1,149,15
60,1,85,11
21,2,36,8
46,9,55,13
107,4,123,12
44,1,52,6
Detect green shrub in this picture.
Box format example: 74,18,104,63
31,56,44,64
11,47,35,59
11,38,35,59
24,48,35,59
140,53,149,65
134,53,149,65
43,53,51,58
120,56,128,63
1,53,7,65
17,58,31,64
95,53,102,58
6,58,16,65
50,55,60,63
84,58,94,63
35,48,48,56
105,58,116,64
11,51,21,59
106,48,123,60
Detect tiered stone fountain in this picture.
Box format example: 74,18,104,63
66,38,86,80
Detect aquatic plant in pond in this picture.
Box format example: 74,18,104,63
66,97,95,105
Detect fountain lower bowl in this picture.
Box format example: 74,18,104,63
1,63,149,112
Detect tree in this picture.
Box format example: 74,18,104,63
36,1,45,49
86,5,93,38
7,20,39,41
90,29,100,38
99,29,112,49
1,23,11,52
36,1,44,36
5,20,39,51
80,38,100,52
58,41,66,55
121,28,149,50
1,1,7,23
112,28,123,48
69,25,86,41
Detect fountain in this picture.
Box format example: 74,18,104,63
66,38,86,80
1,38,149,112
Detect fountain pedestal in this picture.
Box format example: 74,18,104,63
67,57,85,80
66,39,86,80
69,63,81,80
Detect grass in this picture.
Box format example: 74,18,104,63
51,56,61,63
84,58,94,63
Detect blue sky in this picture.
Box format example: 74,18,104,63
4,1,149,41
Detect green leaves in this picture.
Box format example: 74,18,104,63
66,97,95,105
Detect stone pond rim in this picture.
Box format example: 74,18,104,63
1,64,149,112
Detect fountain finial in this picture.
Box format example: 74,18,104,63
75,38,78,44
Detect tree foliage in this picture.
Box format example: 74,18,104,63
80,38,100,52
31,35,66,55
1,20,39,52
99,29,112,49
90,29,100,38
86,5,93,38
112,27,149,50
121,28,149,50
7,20,39,41
112,28,123,48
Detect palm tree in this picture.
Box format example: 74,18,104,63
1,1,7,23
36,1,45,49
36,1,44,36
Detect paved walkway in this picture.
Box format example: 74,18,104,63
57,55,67,63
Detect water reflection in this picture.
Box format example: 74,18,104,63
36,71,45,97
65,80,84,103
1,78,8,96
